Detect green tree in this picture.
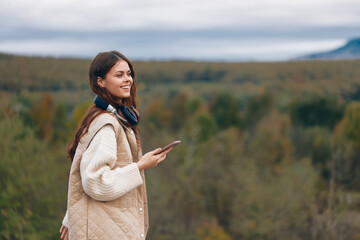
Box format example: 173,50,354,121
196,112,217,142
242,92,273,129
288,96,344,129
210,93,240,130
0,114,68,239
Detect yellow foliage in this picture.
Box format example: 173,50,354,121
30,94,54,139
342,102,360,145
197,222,232,240
72,101,92,126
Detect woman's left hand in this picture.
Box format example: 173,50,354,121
59,225,69,240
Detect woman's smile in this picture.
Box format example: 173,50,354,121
120,85,131,90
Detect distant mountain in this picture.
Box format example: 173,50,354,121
298,38,360,60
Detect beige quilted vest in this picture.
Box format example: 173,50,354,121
66,113,149,240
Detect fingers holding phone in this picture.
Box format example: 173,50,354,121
154,140,180,165
137,147,172,171
157,140,181,154
156,146,173,164
137,140,181,171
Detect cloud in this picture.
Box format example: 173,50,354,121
0,33,346,61
1,0,359,31
0,0,359,60
0,39,97,57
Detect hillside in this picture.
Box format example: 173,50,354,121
299,38,360,60
1,52,360,94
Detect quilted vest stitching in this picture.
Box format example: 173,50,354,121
66,113,149,240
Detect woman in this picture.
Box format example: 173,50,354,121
59,51,172,240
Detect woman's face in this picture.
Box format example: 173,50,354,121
97,60,133,101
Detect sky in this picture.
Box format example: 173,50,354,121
0,0,359,61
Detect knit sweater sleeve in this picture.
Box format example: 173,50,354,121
62,210,69,228
80,125,143,201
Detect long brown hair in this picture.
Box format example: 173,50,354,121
68,51,140,161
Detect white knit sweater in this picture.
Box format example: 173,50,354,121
62,125,143,227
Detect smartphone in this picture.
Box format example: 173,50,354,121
158,140,181,154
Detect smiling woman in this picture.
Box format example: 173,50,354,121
59,51,174,240
97,60,133,99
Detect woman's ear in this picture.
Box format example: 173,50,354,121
97,77,105,88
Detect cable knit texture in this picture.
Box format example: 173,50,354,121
63,113,149,240
80,125,143,201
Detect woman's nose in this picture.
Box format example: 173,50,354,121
125,75,133,83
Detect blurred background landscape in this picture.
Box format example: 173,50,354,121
1,0,360,239
1,52,360,239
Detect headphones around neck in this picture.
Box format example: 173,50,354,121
94,95,139,126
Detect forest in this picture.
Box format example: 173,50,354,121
1,52,360,239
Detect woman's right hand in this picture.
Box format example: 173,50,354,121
137,147,172,171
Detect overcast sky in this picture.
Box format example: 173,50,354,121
0,0,359,61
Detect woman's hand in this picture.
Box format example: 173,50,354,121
137,147,173,171
60,225,69,240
